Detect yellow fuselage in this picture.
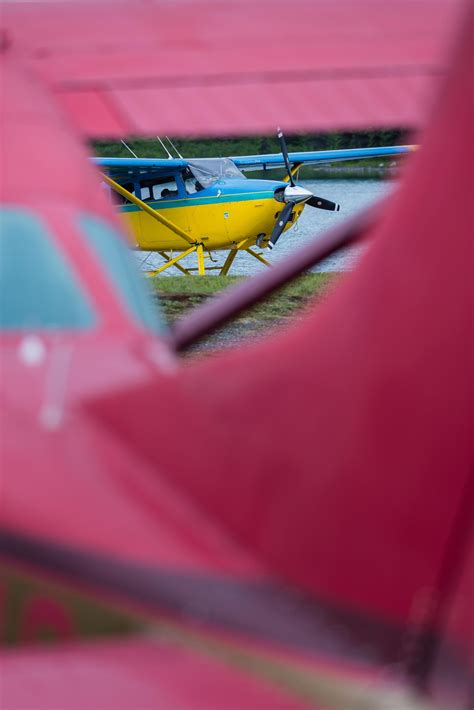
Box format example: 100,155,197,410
120,192,304,252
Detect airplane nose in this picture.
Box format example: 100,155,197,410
283,185,313,203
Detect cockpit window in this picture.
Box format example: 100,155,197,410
187,158,244,188
0,208,96,331
140,176,179,201
79,213,165,334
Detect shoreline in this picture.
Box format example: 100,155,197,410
297,165,400,181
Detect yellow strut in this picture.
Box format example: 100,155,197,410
158,251,191,276
220,238,259,275
146,246,197,277
220,249,238,276
283,163,302,182
246,248,271,267
196,244,206,276
102,174,195,247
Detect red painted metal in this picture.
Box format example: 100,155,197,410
1,0,461,136
1,637,316,710
87,7,474,699
0,1,472,707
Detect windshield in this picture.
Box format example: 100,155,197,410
0,208,96,331
187,158,245,188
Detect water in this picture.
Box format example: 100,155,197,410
137,179,395,276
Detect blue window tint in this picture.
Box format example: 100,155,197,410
78,213,164,334
0,208,96,331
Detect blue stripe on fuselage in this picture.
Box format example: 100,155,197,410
120,179,285,212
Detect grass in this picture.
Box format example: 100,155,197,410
150,273,340,325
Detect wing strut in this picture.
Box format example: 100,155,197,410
102,174,195,247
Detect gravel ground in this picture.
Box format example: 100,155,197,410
182,318,286,356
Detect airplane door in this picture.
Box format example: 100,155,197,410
137,178,193,251
184,179,230,250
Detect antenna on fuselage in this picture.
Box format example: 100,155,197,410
121,140,139,158
156,136,174,160
165,136,184,159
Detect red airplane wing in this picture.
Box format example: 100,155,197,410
2,0,462,136
0,1,472,708
85,8,474,704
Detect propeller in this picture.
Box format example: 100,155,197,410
268,202,294,250
307,195,341,211
277,128,296,187
268,129,341,249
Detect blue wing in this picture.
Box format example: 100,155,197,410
92,157,188,182
231,146,416,171
92,146,415,181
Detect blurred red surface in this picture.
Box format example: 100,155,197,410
1,0,461,136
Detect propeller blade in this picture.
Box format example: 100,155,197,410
277,130,340,211
268,201,294,249
306,195,341,211
277,128,295,187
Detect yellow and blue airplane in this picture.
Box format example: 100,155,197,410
94,134,414,276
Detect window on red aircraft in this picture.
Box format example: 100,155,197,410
79,213,165,334
0,208,96,331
